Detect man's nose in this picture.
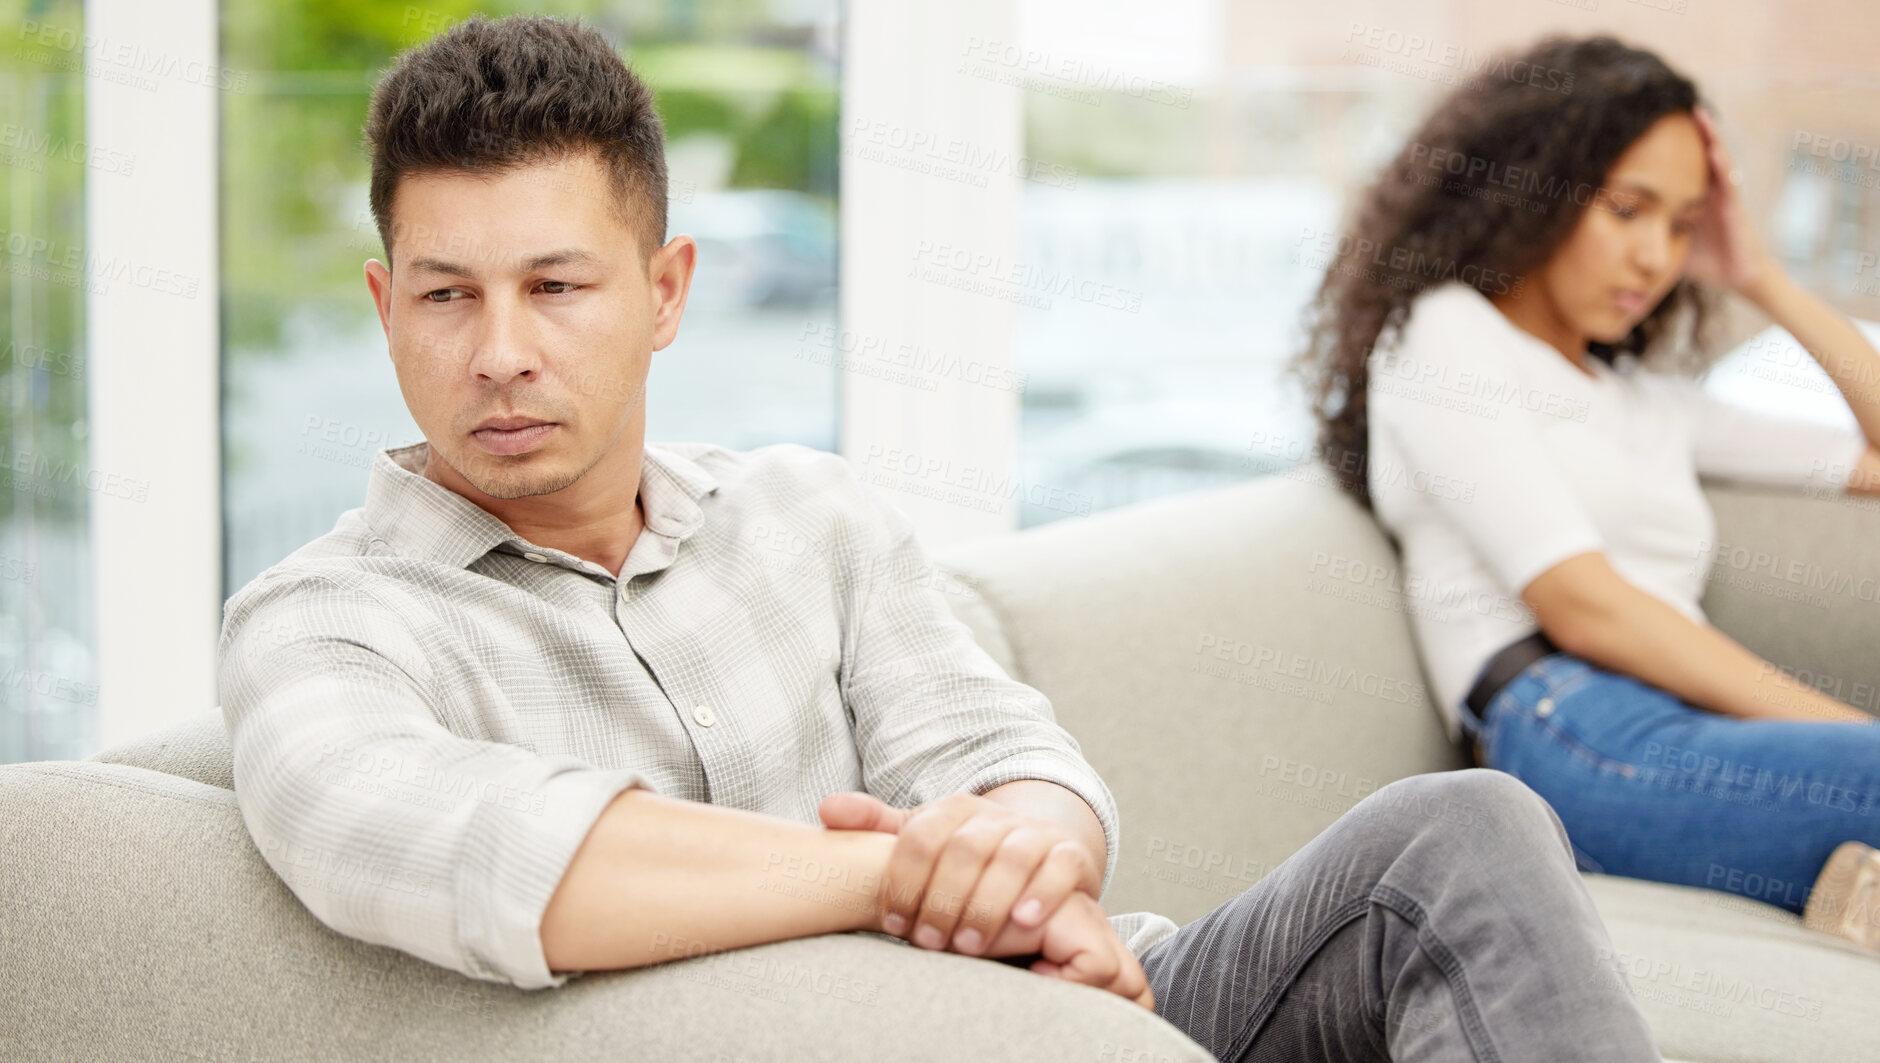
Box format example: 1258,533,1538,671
466,299,540,386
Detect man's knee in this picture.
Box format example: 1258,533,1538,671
1359,769,1565,851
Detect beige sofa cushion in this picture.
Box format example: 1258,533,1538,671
89,711,233,790
1585,873,1880,1063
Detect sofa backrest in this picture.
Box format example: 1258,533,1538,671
933,474,1880,924
1696,485,1880,711
934,473,1465,925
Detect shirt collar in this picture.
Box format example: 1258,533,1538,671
364,441,719,574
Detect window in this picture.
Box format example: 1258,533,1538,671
1,0,96,762
1011,0,1880,527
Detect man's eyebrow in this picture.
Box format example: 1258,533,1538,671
402,247,602,278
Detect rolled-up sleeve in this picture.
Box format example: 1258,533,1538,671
832,469,1123,897
218,574,653,989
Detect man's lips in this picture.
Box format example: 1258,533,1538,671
470,419,557,456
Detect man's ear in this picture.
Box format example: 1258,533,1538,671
364,258,395,342
648,234,698,353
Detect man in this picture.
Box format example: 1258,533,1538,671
220,14,1661,1060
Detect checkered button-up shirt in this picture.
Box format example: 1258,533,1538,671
219,441,1173,990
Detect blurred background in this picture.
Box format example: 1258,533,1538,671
6,0,1879,762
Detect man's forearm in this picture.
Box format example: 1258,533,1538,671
540,788,898,973
981,779,1108,897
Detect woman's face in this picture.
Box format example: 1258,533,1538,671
1530,111,1710,346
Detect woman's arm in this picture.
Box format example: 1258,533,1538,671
1688,106,1880,496
1523,551,1872,723
1736,271,1880,495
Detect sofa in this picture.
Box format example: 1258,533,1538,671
3,472,1877,1062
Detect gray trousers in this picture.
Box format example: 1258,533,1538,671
1137,769,1659,1062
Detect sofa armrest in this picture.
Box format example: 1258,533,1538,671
0,761,1210,1063
88,709,233,790
1700,484,1880,717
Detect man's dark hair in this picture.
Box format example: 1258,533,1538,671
363,14,668,264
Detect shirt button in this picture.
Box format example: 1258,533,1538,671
692,704,717,728
522,552,549,563
1536,697,1555,718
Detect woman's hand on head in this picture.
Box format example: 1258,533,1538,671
1683,105,1782,300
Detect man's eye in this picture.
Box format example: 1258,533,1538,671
423,288,465,303
539,281,578,295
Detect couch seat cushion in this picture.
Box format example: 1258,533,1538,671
1582,872,1880,1063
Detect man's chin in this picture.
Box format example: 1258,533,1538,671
430,445,583,501
464,467,583,501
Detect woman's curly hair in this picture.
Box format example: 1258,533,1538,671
1291,34,1719,510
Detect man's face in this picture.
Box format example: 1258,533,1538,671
364,150,695,501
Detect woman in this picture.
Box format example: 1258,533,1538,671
1294,34,1880,953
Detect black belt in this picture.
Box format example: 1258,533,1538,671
1464,631,1561,722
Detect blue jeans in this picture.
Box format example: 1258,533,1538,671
1464,651,1880,912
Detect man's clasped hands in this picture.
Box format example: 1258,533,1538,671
817,790,1156,1010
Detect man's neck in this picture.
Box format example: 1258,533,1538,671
421,443,647,578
